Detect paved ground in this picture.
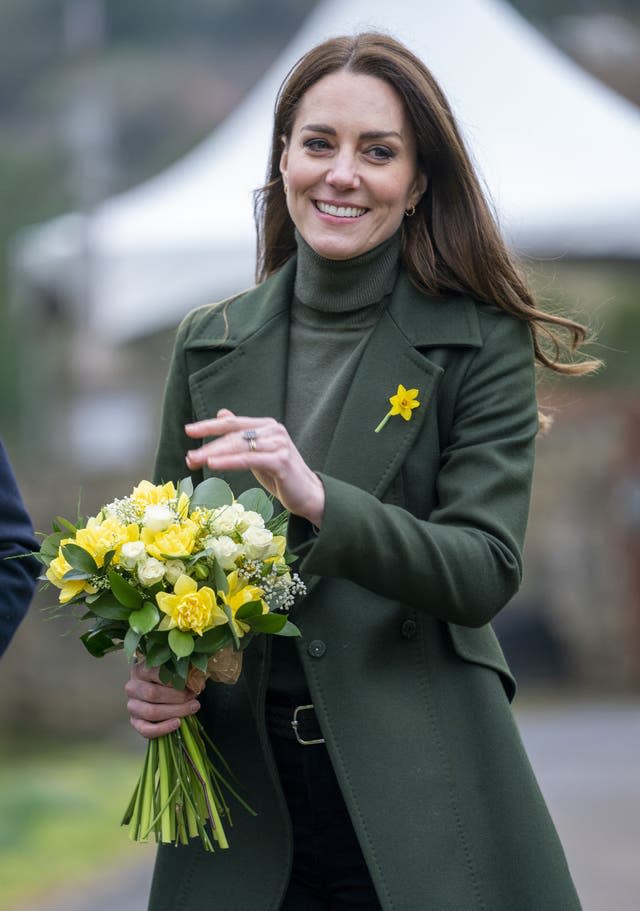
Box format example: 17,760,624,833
12,699,640,911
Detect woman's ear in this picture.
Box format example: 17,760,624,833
279,135,289,182
410,172,428,208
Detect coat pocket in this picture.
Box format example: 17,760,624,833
446,622,516,702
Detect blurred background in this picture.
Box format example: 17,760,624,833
0,1,639,909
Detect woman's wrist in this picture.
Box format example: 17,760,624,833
301,473,325,528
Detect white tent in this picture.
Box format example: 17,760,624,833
13,0,640,342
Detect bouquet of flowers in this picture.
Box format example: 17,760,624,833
37,476,305,852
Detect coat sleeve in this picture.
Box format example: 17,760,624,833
288,314,539,628
153,315,204,488
0,440,40,656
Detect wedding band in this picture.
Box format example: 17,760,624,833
243,429,258,451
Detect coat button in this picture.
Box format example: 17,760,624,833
308,639,326,658
401,619,417,639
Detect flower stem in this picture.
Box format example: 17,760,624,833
180,717,229,849
374,410,392,433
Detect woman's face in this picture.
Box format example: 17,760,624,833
280,70,426,261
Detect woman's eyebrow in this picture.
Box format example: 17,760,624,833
300,124,403,141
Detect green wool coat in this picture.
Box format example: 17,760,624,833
148,257,581,911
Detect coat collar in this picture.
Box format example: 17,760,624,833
186,257,483,500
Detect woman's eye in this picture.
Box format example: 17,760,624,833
368,146,394,161
304,138,331,152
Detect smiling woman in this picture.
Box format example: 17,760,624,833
125,31,596,911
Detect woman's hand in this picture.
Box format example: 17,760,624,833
125,661,201,740
184,408,325,527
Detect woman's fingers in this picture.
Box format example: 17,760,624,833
125,660,201,740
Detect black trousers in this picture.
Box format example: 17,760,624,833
269,732,383,910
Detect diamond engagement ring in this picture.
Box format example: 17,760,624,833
242,429,258,451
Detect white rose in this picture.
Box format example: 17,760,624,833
137,557,166,587
164,559,187,585
119,541,147,570
238,510,265,531
241,525,274,560
205,535,242,570
211,503,245,534
143,504,176,532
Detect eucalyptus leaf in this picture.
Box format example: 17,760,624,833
168,628,195,658
177,476,194,500
237,488,273,523
61,543,98,574
108,571,143,609
124,628,142,661
129,601,160,635
39,533,65,561
273,619,301,637
190,477,233,510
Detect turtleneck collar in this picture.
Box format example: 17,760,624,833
293,228,401,313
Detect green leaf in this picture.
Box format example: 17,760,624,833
237,488,273,523
90,595,132,621
124,628,141,661
39,532,66,561
177,476,194,500
61,543,98,574
62,568,91,581
211,557,229,595
168,628,195,658
196,625,232,654
80,628,118,658
190,477,233,510
54,515,78,535
273,619,301,637
235,599,263,621
145,641,172,667
102,549,116,570
221,603,240,650
244,612,287,634
108,571,143,609
129,601,160,635
189,652,209,672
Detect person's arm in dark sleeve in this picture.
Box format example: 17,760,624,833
0,440,40,656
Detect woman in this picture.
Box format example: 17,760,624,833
126,33,595,910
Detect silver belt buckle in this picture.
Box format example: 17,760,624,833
291,703,325,746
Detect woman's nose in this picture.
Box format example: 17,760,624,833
326,151,360,190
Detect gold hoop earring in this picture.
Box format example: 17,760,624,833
405,204,416,217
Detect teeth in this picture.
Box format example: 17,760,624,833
316,202,366,218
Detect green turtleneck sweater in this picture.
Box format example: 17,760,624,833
269,229,401,698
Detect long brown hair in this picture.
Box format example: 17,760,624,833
254,32,599,381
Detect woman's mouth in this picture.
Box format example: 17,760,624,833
314,201,368,218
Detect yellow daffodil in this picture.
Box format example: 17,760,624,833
156,574,223,636
131,480,177,509
218,571,267,638
46,539,97,603
75,516,140,567
375,384,421,433
142,518,199,560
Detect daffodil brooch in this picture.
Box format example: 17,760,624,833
374,384,421,433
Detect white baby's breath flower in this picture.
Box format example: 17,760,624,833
164,559,187,585
137,557,166,586
204,535,242,570
119,541,147,569
143,504,176,532
241,525,273,559
210,503,245,534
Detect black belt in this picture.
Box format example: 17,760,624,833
265,698,325,746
